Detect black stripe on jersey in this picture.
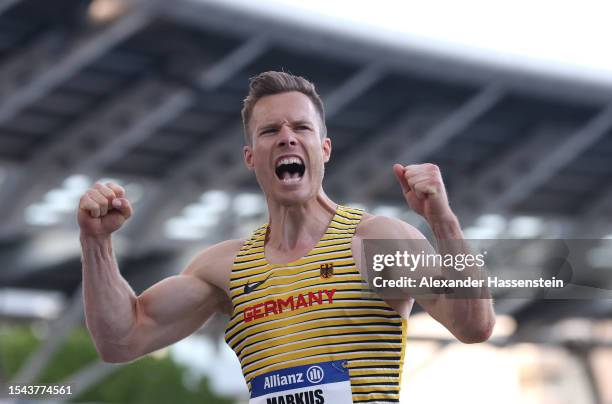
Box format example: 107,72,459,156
233,238,351,267
350,382,399,387
239,340,404,365
319,234,356,241
229,322,404,350
328,224,357,232
239,337,403,359
350,373,400,378
230,253,355,276
235,248,265,260
228,261,359,288
243,348,403,379
329,219,357,228
233,255,266,265
228,303,400,328
234,329,403,358
226,311,402,345
349,365,401,370
229,260,358,283
335,210,363,221
353,399,399,403
229,275,367,299
304,248,353,259
229,265,270,280
312,238,352,248
226,310,401,341
230,324,403,355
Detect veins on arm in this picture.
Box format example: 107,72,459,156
353,214,495,343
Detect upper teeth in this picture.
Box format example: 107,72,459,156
277,157,303,167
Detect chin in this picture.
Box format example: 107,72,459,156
274,190,312,205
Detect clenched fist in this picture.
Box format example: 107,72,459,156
77,182,133,238
393,163,453,222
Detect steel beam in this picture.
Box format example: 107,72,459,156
0,0,22,14
570,347,603,404
572,187,612,237
75,36,268,171
119,37,270,247
451,123,578,224
185,64,387,191
0,37,267,237
76,90,194,173
62,361,122,398
0,5,153,124
125,122,244,252
164,0,612,106
329,112,424,200
0,77,172,236
11,286,83,385
165,62,385,188
478,105,612,213
361,84,504,197
116,38,270,250
195,35,268,90
325,105,452,202
324,64,384,117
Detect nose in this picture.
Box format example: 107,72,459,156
276,124,297,148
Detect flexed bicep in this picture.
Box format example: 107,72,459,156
127,274,227,357
92,239,241,363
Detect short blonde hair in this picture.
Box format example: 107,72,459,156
241,71,327,144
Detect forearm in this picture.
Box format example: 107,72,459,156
80,234,139,355
428,214,495,342
429,212,463,240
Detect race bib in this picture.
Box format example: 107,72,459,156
249,360,353,404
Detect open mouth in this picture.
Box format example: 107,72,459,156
275,156,305,182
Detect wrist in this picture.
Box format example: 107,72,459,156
80,232,113,247
80,232,115,267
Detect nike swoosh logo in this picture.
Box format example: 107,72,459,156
244,273,272,294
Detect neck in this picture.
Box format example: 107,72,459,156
265,189,337,253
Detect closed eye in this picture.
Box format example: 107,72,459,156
260,128,277,135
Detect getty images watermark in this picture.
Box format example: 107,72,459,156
363,239,612,299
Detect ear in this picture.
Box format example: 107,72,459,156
243,145,254,170
322,137,332,163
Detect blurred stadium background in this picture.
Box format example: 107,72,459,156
0,0,611,403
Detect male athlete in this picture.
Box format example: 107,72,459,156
79,71,495,403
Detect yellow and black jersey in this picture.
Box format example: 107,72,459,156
225,205,407,403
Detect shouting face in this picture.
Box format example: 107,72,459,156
244,91,331,205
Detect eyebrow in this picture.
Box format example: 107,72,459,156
292,120,314,126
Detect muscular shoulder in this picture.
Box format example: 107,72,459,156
352,213,425,268
351,213,425,317
355,212,425,240
182,238,245,296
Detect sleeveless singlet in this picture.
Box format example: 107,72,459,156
224,205,407,403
